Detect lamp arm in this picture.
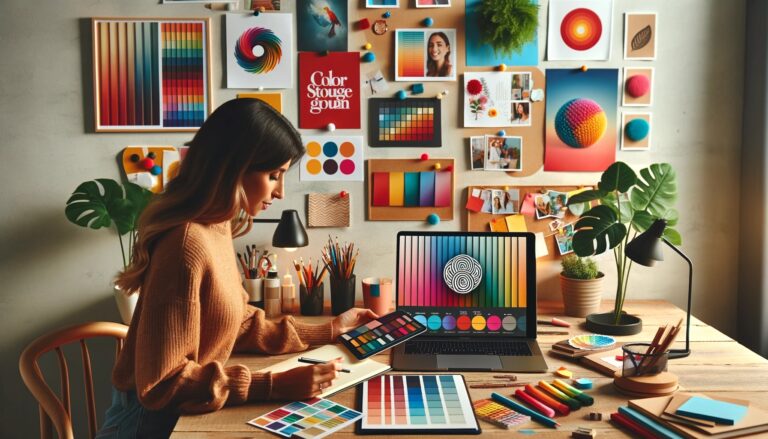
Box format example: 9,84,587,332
252,218,280,223
663,238,692,358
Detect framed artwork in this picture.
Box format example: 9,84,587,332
463,72,532,127
465,0,537,66
547,0,613,61
395,29,457,82
624,12,657,60
92,18,212,132
298,52,360,129
297,0,348,52
366,0,399,7
368,98,441,147
622,67,653,106
621,112,652,151
416,0,451,7
225,13,293,89
544,68,618,172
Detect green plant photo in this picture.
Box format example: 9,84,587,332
65,179,153,270
478,0,539,57
567,162,681,325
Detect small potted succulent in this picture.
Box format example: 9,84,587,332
65,178,153,324
560,254,604,317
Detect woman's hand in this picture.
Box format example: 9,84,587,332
331,308,379,339
271,358,342,400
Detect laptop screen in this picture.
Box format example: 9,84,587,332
396,232,536,338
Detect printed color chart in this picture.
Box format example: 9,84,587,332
397,31,425,78
358,374,480,434
368,98,441,147
248,398,361,438
371,171,451,207
92,19,210,131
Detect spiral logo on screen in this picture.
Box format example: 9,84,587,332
560,8,603,51
443,255,482,294
235,27,282,74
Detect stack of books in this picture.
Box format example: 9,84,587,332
611,393,768,438
550,339,624,376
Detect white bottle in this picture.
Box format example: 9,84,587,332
281,273,296,314
264,268,282,318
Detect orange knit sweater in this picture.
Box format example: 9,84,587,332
112,221,333,414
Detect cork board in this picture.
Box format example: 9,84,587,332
466,185,594,261
368,158,455,221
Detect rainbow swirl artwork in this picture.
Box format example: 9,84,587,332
560,8,602,51
235,27,282,74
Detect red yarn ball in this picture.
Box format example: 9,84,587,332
626,74,650,98
140,158,155,170
466,79,483,95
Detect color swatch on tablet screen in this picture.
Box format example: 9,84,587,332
358,374,480,433
368,98,442,147
248,397,361,438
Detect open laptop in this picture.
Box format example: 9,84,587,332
392,231,548,372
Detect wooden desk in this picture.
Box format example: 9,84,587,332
172,300,768,438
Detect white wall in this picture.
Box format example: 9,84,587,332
0,0,745,436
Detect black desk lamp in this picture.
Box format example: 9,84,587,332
252,209,308,251
625,219,692,359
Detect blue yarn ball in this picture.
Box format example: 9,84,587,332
427,213,440,225
625,118,650,141
150,165,162,176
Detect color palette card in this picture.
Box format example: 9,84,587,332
338,310,426,360
368,98,442,147
357,374,481,434
248,397,362,438
472,399,530,429
300,136,364,182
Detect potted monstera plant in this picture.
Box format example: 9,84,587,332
567,162,680,335
65,179,153,324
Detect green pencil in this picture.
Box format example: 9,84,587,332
491,392,559,429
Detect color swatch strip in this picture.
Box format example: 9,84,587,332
397,31,425,78
372,171,450,207
397,235,528,308
161,22,206,127
248,397,361,438
361,375,478,431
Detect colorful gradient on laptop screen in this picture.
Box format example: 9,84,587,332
397,234,529,336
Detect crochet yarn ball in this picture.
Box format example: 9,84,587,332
626,74,650,98
625,118,650,141
554,98,607,148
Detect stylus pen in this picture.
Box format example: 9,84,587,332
297,357,351,373
491,392,559,429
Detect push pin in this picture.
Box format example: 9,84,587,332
140,158,154,170
581,65,588,72
258,86,264,91
497,130,506,136
326,122,336,132
411,83,424,94
339,190,348,198
361,52,376,62
427,213,440,225
150,165,162,176
147,151,156,159
434,162,442,170
130,154,141,163
444,165,453,172
423,17,434,27
363,42,372,50
383,10,391,18
504,185,510,191
498,63,507,72
395,90,407,100
356,18,371,30
420,153,429,160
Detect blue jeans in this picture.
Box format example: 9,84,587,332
95,388,179,439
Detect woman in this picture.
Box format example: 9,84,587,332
512,102,530,124
426,32,452,77
98,99,377,438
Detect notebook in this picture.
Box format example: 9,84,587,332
628,394,768,439
256,344,391,398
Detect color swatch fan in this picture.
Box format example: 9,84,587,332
569,334,615,350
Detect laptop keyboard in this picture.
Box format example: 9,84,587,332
404,339,532,356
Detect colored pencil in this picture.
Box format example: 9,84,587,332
469,383,525,389
538,381,582,410
552,379,594,406
514,389,556,418
524,385,570,416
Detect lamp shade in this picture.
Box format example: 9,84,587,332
272,209,308,248
625,219,667,266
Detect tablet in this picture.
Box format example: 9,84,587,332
337,310,426,360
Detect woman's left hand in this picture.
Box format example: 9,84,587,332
331,308,379,338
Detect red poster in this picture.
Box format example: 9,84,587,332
299,52,360,129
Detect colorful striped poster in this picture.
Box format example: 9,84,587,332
93,18,210,132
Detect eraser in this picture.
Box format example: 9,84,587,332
574,378,593,389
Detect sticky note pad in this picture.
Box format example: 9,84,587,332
505,215,527,232
434,171,451,207
534,232,548,258
419,172,435,207
466,195,483,212
389,172,405,206
404,172,420,206
520,193,536,216
372,172,390,206
490,217,509,232
676,397,748,425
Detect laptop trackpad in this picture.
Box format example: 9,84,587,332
437,355,502,371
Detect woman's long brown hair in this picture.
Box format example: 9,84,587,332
116,99,304,293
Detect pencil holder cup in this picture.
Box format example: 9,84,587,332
362,277,392,316
243,278,264,308
621,343,669,377
330,275,356,316
300,283,325,316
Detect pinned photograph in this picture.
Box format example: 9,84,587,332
480,189,493,213
365,70,389,95
510,101,531,126
621,112,652,151
624,12,657,60
366,0,398,7
535,190,569,219
416,0,451,7
484,135,522,171
511,72,532,98
556,223,575,255
492,189,520,214
549,219,565,231
470,136,485,170
395,29,457,81
534,193,553,219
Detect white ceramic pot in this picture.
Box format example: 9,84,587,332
114,285,138,325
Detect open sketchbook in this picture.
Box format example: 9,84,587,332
257,344,391,399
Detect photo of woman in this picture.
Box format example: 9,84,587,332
470,136,485,170
484,135,523,171
511,101,531,126
426,31,453,77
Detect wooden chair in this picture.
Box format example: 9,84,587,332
19,322,129,439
